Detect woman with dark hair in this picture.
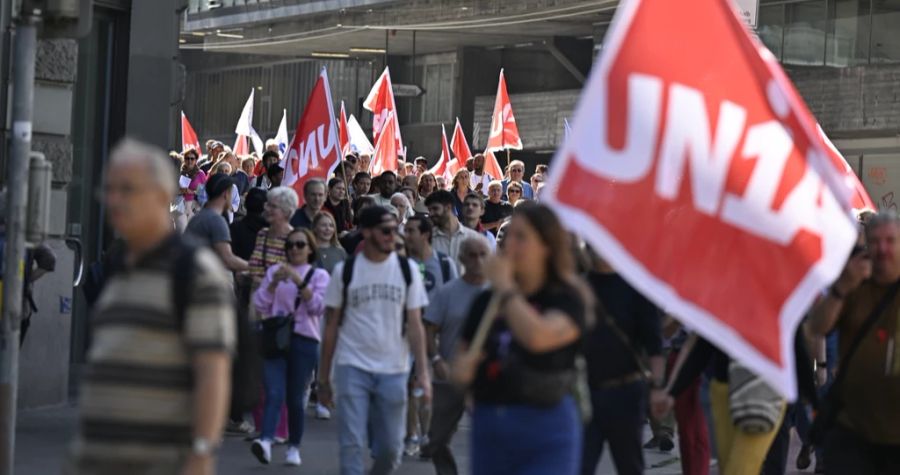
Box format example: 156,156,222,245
453,202,593,475
252,227,330,466
418,172,437,200
179,147,205,221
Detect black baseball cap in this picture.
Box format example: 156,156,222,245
358,205,397,229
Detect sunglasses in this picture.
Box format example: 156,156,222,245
378,226,398,236
285,241,308,250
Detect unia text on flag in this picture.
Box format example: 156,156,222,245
484,69,522,180
369,111,399,176
449,118,472,175
181,111,202,154
542,0,859,399
339,101,351,157
363,67,404,157
283,67,341,206
429,124,454,183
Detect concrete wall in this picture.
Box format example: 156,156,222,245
17,38,79,409
788,64,900,138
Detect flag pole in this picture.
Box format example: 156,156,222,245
506,149,511,173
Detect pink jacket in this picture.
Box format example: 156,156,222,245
253,263,330,341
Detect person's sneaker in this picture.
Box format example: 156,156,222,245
285,446,302,466
643,437,659,449
796,444,812,470
251,439,272,465
225,420,254,435
658,435,675,452
316,404,331,420
404,437,420,457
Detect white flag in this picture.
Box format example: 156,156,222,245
275,109,289,156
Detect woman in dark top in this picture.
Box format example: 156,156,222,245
453,203,593,475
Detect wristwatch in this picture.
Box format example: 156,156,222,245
192,437,219,456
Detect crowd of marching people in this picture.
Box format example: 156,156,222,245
71,134,899,475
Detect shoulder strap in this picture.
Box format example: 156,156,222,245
438,253,451,283
338,255,356,327
171,240,199,326
594,294,652,379
293,266,318,310
830,280,900,392
398,254,413,336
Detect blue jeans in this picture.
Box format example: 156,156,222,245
261,335,319,446
472,396,581,475
335,365,408,475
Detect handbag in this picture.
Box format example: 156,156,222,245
809,279,900,444
259,266,316,359
728,362,784,433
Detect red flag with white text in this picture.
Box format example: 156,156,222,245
283,67,340,206
370,112,399,176
181,111,202,154
542,0,859,399
363,67,404,157
485,69,523,153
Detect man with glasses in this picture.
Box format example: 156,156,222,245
420,236,491,475
72,139,235,474
318,206,432,475
501,160,534,200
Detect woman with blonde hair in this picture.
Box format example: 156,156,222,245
450,169,471,218
312,211,348,273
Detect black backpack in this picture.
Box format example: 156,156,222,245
339,253,413,335
99,236,260,412
436,252,453,284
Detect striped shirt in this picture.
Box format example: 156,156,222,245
248,228,287,282
73,235,235,471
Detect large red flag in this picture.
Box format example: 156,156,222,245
283,67,340,206
339,101,351,157
429,124,454,183
369,112,399,176
449,118,471,174
181,111,201,154
482,150,504,182
543,0,858,398
485,69,523,153
363,67,404,157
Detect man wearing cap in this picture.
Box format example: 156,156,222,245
185,173,249,273
318,206,432,475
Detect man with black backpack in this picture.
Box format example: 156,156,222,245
404,214,458,298
72,139,235,475
318,206,431,475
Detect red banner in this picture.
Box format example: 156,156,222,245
369,111,399,176
363,67,404,157
543,0,858,398
283,67,340,206
450,118,472,169
485,69,523,153
429,124,454,183
181,111,201,154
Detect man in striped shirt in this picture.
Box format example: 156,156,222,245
71,140,235,475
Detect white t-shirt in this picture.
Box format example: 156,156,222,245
324,253,429,375
470,173,493,196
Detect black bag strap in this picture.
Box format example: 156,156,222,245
338,254,357,327
293,265,317,309
830,279,900,394
438,252,452,283
398,253,413,336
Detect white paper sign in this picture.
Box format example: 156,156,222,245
179,175,192,188
733,0,759,28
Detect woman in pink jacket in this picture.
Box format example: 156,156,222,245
251,227,330,466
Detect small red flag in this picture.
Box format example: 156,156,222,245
363,67,404,157
485,69,523,153
180,112,202,154
370,112,399,176
339,101,351,157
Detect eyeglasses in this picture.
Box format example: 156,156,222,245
285,241,308,250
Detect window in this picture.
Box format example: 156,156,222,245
783,0,827,65
871,1,900,63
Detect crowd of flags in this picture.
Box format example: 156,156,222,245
178,0,881,401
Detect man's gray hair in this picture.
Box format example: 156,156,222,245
460,234,491,255
267,186,299,219
865,210,900,236
110,138,177,199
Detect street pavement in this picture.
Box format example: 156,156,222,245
14,403,808,474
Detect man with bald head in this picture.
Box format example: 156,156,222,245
72,139,235,474
420,235,492,475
